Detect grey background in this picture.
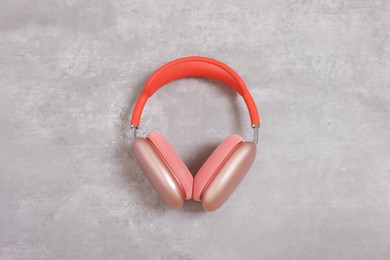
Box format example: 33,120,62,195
1,0,389,259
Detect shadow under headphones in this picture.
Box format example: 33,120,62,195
130,56,260,212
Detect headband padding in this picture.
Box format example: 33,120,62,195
142,60,243,97
146,131,193,199
131,56,260,126
193,134,243,201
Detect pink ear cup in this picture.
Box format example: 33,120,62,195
201,142,256,211
146,131,193,199
193,135,244,201
132,138,185,209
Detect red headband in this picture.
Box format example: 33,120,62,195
130,56,260,126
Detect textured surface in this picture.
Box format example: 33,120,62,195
0,0,389,259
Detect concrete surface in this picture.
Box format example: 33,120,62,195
1,0,389,259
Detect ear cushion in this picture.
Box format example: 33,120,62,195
193,135,243,201
146,131,193,199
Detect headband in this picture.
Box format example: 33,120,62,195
130,56,260,127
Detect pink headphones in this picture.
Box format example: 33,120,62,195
130,56,260,211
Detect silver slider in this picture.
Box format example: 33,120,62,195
252,124,260,145
130,125,139,140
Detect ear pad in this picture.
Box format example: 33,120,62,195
146,131,193,199
193,135,256,211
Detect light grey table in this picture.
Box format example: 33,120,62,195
1,1,389,259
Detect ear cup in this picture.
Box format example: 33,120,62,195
193,135,244,201
132,138,185,209
201,142,256,211
146,131,193,199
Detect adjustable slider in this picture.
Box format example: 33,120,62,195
130,125,139,140
252,124,260,145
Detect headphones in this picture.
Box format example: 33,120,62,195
130,56,260,211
